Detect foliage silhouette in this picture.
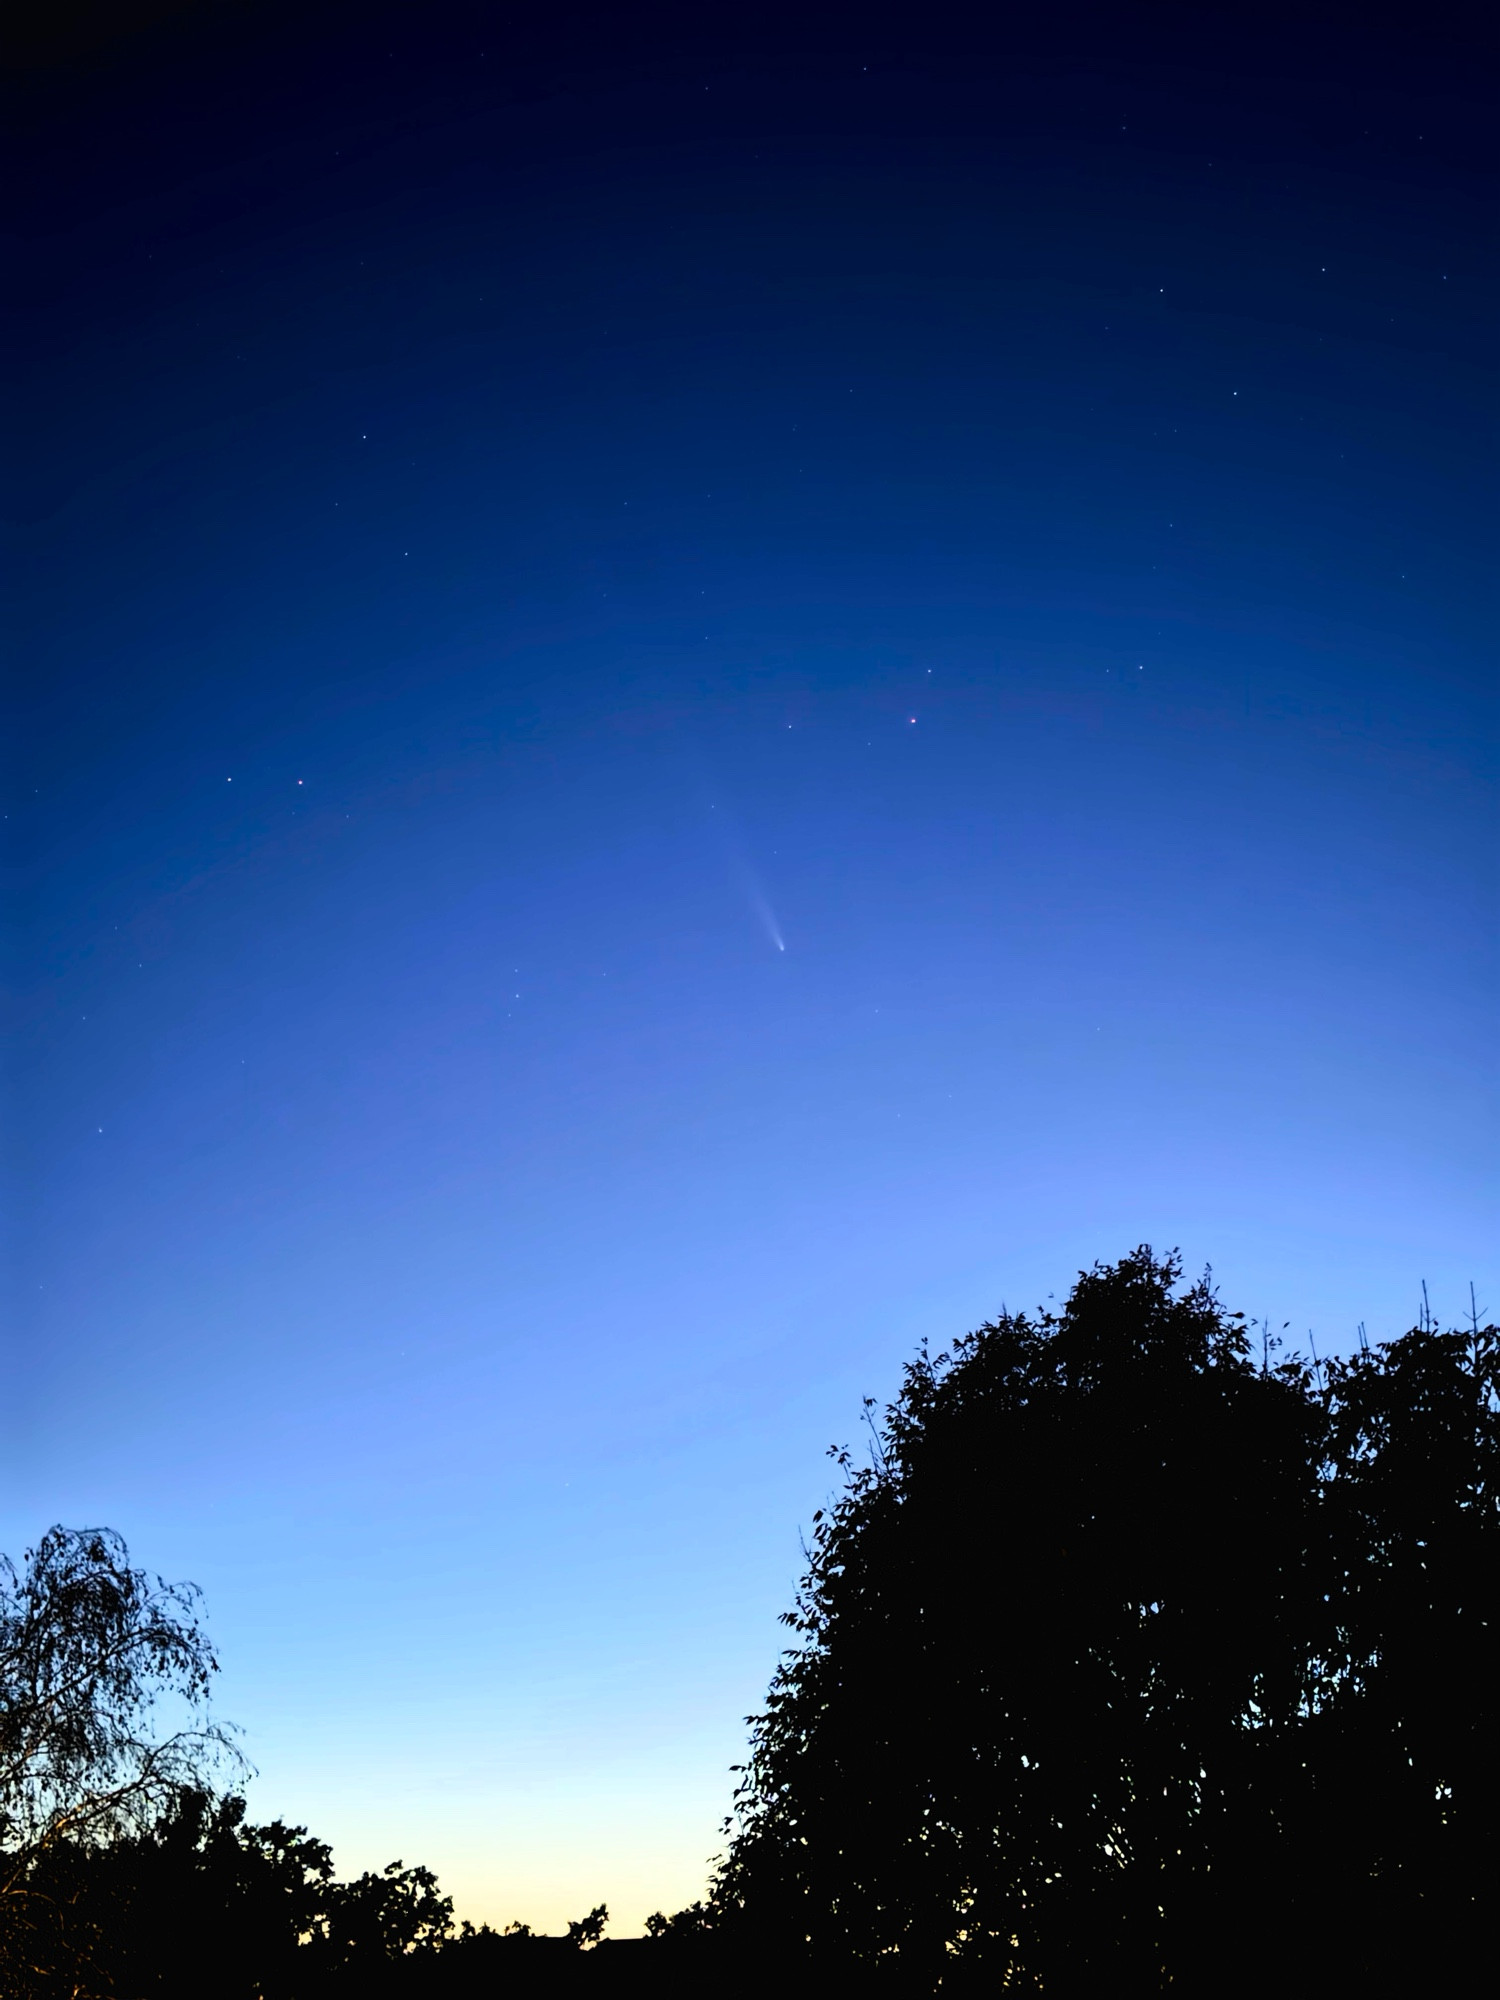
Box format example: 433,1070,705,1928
702,1249,1499,1992
6,1788,642,1997
5,1254,1496,1997
0,1528,629,1996
13,1788,435,1998
0,1528,239,1990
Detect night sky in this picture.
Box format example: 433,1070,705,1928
7,1,1495,1936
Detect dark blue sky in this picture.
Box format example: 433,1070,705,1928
7,1,1495,1931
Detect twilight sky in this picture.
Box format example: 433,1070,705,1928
6,0,1495,1936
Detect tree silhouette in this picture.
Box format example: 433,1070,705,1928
6,1774,631,1996
1289,1317,1500,1984
706,1251,1499,1990
0,1528,238,1992
8,1259,1495,1996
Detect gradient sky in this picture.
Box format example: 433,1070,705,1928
6,1,1495,1937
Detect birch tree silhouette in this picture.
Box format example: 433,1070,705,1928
0,1527,239,1990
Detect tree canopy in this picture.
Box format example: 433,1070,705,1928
707,1249,1499,1991
4,1779,628,1998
